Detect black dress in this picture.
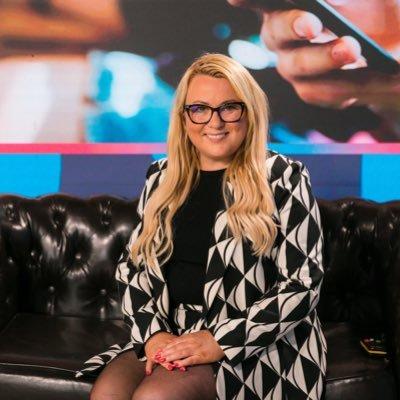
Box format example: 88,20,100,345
163,168,226,330
164,168,226,306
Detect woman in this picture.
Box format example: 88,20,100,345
77,53,327,400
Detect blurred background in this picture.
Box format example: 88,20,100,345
0,0,399,144
0,0,399,200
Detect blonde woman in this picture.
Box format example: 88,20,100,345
78,53,327,400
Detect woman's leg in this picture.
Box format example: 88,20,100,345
90,350,146,400
131,363,217,400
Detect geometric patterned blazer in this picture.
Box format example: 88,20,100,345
76,150,327,400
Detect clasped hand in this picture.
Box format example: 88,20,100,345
145,330,225,374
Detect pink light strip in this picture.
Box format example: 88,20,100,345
0,143,167,154
0,143,400,154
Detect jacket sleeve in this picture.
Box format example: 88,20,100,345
207,159,324,366
115,160,172,359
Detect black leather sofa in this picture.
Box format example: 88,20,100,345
0,194,398,400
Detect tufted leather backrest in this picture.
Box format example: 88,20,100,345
317,198,400,335
0,194,138,324
1,194,400,336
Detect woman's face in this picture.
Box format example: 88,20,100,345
184,74,248,170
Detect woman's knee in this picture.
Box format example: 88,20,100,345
131,386,174,400
90,385,131,400
89,352,145,400
131,364,216,400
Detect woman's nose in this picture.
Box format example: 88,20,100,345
207,109,225,128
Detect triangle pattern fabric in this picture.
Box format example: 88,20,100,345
76,152,326,400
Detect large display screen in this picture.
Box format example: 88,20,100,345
0,0,399,144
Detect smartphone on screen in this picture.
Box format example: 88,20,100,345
252,0,400,74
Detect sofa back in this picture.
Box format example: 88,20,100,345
317,198,400,336
1,194,399,337
0,195,138,327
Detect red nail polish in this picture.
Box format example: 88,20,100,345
179,367,186,372
167,365,173,371
146,370,151,375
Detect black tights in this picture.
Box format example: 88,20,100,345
90,351,217,400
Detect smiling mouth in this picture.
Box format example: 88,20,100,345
204,132,228,140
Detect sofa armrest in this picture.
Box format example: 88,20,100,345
0,229,18,330
384,247,400,397
378,205,400,398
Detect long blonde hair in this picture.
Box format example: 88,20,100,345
131,53,277,270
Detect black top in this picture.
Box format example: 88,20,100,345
164,168,226,308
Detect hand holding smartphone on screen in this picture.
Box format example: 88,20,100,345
228,0,400,121
288,0,399,74
250,0,400,74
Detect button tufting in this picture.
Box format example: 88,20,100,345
101,217,111,226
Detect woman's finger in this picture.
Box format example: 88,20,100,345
172,355,199,368
145,358,155,376
163,346,194,363
160,361,178,371
276,36,361,79
227,0,293,11
292,68,399,108
261,9,323,51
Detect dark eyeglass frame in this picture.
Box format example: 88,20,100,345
183,101,246,124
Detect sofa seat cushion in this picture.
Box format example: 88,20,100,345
0,313,129,400
324,322,396,399
0,315,397,400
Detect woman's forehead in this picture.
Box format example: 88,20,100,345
186,75,239,103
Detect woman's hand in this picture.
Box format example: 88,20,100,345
144,331,177,374
228,0,400,115
157,330,225,368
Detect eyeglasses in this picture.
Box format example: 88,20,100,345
183,102,245,124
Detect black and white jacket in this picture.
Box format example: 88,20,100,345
77,150,327,400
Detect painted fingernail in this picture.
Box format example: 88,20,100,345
332,37,361,64
331,43,355,64
167,365,174,371
179,367,186,371
146,370,152,375
293,15,322,39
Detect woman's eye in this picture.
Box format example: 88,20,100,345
191,105,207,113
221,103,239,112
